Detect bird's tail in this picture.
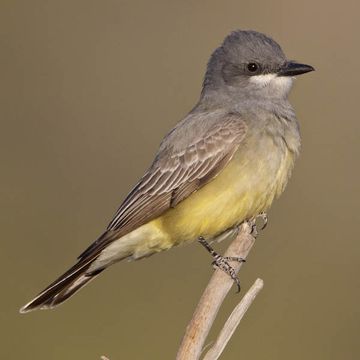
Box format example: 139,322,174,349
20,229,147,313
19,259,104,314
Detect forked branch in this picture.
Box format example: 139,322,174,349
176,221,261,360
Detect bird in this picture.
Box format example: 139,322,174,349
20,30,314,313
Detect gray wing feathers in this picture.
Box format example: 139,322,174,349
78,113,246,260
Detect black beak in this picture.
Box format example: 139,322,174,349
277,61,315,77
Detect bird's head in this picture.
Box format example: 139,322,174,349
202,30,314,103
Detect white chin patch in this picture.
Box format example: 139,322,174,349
249,73,293,96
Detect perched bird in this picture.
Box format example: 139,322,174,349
20,30,314,313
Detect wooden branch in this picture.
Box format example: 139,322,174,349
176,222,256,360
203,278,264,360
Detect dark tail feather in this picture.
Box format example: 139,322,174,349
20,260,104,313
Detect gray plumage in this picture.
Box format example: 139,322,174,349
20,30,313,313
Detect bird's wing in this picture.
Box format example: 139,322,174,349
78,113,247,261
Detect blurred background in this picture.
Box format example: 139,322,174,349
1,0,359,359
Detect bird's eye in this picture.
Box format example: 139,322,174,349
247,63,259,72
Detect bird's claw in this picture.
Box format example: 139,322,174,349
198,236,244,293
249,212,268,237
211,258,242,292
223,256,246,263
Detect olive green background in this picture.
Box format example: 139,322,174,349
1,0,359,359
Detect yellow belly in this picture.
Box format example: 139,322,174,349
135,135,297,255
94,124,299,265
100,134,297,262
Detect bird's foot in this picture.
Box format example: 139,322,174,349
250,212,268,237
198,236,245,293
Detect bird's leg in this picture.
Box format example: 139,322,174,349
250,212,268,237
198,236,245,292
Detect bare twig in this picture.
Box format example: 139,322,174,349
176,222,257,360
203,278,264,360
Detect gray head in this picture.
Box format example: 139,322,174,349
202,30,314,103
